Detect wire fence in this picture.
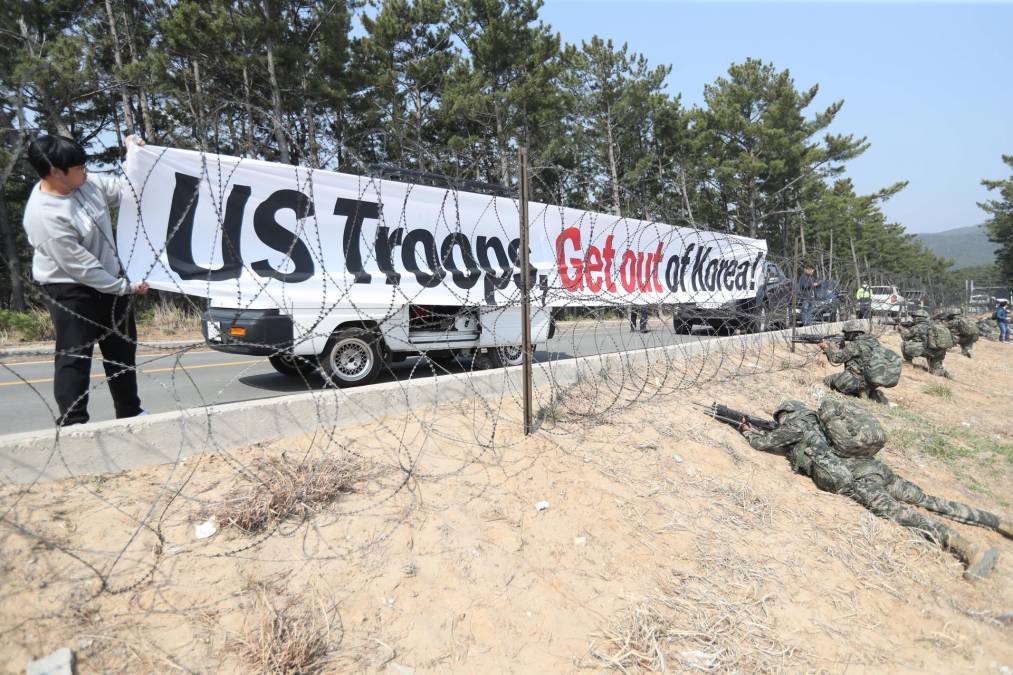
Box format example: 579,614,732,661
0,116,997,672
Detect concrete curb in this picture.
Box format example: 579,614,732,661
0,323,845,483
0,339,204,358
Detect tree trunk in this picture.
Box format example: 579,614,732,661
265,39,290,164
301,73,319,168
606,107,621,217
850,236,861,287
413,85,425,171
122,8,155,140
104,0,135,136
192,60,205,145
0,115,27,310
494,100,508,187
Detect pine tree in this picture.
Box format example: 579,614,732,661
979,155,1013,280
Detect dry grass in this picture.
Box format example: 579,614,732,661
136,300,201,336
588,564,803,673
236,590,335,674
200,455,367,534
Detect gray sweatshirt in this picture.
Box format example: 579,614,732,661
22,173,132,295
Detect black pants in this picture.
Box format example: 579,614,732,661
42,284,142,426
630,307,648,332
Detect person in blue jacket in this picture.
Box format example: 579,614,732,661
996,300,1011,342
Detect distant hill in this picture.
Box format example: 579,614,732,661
915,224,998,269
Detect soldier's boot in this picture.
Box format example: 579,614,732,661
931,366,953,379
997,516,1013,540
868,389,889,405
962,346,972,358
948,532,1000,581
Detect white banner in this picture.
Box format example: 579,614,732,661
117,145,767,309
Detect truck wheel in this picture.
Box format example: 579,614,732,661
673,318,691,334
490,344,533,368
268,352,317,377
320,329,381,387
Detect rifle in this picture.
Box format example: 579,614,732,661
695,402,778,432
791,333,844,345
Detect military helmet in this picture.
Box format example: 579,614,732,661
910,309,929,319
842,319,866,334
773,400,809,420
948,306,963,317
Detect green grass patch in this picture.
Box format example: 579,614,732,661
0,308,55,342
923,383,953,399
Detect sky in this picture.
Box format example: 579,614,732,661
538,0,1013,234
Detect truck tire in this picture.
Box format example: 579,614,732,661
673,318,691,334
319,328,382,387
490,344,534,368
268,352,317,377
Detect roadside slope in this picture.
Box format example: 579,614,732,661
1,332,1010,672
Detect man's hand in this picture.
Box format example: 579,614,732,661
131,281,150,295
818,340,828,350
124,135,146,147
738,416,752,433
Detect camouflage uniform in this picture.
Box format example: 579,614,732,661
821,322,896,404
742,401,1008,578
977,318,996,341
900,312,951,378
944,308,978,358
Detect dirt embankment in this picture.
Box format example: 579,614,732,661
1,332,1010,673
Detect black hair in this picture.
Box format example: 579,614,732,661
26,135,87,178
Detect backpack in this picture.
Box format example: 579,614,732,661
817,398,886,458
953,317,978,339
853,335,901,388
867,345,902,388
925,321,955,350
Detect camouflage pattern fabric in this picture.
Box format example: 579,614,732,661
823,333,900,395
947,318,978,357
743,412,1004,554
743,408,855,493
977,319,996,341
846,458,1002,547
816,398,886,457
900,320,951,376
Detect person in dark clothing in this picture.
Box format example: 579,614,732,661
629,306,649,333
22,134,149,426
798,264,820,326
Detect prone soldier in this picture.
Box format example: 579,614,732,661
712,400,1010,580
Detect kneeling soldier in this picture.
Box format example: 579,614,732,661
820,320,901,405
900,309,953,378
944,307,979,358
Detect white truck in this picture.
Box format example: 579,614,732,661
119,146,766,387
203,301,553,387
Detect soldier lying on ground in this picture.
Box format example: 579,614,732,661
733,400,1009,580
900,309,954,378
819,320,902,405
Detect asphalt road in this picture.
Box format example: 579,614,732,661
0,319,706,436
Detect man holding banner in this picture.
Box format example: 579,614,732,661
23,135,149,426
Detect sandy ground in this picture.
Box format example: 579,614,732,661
1,331,1010,673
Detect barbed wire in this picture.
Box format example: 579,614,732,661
0,100,991,671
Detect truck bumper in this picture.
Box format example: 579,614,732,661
202,308,294,356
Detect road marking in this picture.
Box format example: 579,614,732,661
0,359,263,388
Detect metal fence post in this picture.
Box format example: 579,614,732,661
518,148,534,435
789,235,799,352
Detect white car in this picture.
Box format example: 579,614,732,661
869,285,906,316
